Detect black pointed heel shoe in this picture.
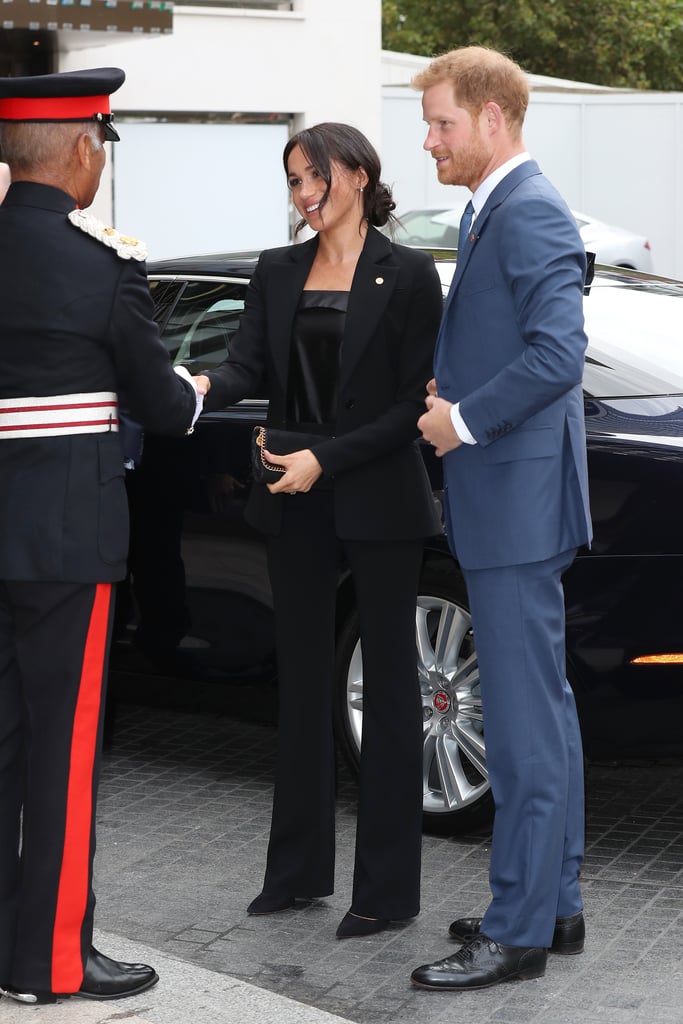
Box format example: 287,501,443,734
247,891,296,915
336,911,389,939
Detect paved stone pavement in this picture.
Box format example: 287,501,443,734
5,695,683,1024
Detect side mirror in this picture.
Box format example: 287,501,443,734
584,251,596,295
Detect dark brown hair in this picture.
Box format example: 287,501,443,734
283,122,396,236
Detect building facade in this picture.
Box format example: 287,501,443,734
1,8,680,276
4,0,381,256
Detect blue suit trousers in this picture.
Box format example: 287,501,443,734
462,548,584,948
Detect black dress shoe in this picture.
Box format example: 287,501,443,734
74,947,159,1000
336,911,389,939
411,934,547,991
247,891,296,915
448,910,585,954
1,947,158,1003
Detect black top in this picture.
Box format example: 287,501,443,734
286,290,348,430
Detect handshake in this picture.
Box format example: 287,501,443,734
192,374,211,396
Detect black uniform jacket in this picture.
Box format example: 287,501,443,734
0,182,196,583
205,226,443,539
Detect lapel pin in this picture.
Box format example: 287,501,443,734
375,276,384,285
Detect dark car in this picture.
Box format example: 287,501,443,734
110,251,683,836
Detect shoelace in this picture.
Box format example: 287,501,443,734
453,933,498,964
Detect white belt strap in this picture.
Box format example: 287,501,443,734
0,392,119,438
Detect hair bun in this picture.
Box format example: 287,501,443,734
369,181,396,228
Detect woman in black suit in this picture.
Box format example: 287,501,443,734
196,123,442,938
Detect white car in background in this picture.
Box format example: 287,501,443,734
573,211,653,272
386,206,654,272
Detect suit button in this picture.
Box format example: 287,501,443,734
344,399,356,410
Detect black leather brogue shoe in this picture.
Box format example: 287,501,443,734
448,911,585,954
549,911,585,953
74,947,159,1000
447,916,484,943
411,934,547,991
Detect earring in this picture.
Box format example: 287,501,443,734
358,185,364,192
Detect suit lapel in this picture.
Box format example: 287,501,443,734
268,237,318,389
342,227,397,387
268,227,397,390
436,161,542,369
440,160,543,318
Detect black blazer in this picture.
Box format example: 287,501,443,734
0,182,197,582
205,226,443,539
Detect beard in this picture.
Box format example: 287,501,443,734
437,134,490,190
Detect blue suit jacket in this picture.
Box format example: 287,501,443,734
435,160,593,570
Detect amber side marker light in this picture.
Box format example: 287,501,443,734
631,654,683,665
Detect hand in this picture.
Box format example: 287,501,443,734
193,374,211,396
426,377,438,398
265,448,323,495
418,394,462,457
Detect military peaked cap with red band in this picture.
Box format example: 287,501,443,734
0,67,125,142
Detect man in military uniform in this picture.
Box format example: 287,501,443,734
0,67,200,1004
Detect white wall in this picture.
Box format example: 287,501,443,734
382,86,683,279
526,92,681,277
56,14,682,277
59,0,383,233
112,121,290,258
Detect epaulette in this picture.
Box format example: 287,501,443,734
68,209,148,261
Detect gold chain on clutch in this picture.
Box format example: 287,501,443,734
255,427,287,473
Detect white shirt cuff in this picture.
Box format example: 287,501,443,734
450,402,476,445
173,364,204,428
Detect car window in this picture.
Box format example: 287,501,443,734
151,279,248,374
393,212,458,248
149,279,183,329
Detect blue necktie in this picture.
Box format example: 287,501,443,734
458,200,474,252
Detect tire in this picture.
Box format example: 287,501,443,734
333,560,493,836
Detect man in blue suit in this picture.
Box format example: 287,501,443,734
410,47,593,992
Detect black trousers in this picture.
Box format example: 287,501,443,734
263,489,424,920
0,580,113,993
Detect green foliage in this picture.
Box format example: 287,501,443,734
382,0,683,90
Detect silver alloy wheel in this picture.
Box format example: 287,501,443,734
343,592,489,822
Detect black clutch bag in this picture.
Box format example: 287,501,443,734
251,426,321,485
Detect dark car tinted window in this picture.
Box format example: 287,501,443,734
151,279,248,375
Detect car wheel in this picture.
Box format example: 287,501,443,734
333,561,493,836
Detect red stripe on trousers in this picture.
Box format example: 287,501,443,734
51,583,112,992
